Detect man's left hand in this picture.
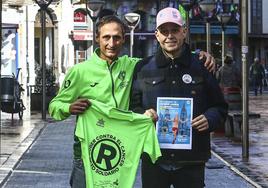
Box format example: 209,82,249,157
199,51,215,73
144,108,158,123
191,114,209,132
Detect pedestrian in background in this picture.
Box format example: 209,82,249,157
250,57,265,96
216,54,241,88
49,15,215,188
130,7,228,188
216,54,241,110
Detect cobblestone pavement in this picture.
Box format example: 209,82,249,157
0,111,47,184
212,93,268,188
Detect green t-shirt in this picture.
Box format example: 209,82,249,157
76,100,161,188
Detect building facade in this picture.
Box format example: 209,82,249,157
2,0,268,116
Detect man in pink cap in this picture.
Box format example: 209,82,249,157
130,7,227,188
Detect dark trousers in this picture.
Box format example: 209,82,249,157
69,159,86,188
141,155,205,188
252,77,263,95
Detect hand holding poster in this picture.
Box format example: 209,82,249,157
156,97,193,150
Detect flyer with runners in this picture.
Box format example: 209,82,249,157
156,97,193,150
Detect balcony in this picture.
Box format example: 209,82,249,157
2,0,61,7
3,0,32,6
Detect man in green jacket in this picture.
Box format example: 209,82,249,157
49,15,215,188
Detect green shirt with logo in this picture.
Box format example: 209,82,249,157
49,49,140,158
76,100,161,188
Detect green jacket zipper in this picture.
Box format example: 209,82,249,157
107,61,118,108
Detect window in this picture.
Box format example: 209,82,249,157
251,0,262,34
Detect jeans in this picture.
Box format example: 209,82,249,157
69,159,86,188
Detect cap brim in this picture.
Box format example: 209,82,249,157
157,21,183,28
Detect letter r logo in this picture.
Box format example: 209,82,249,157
91,139,121,171
96,143,116,170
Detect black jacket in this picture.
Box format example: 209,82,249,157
130,44,228,162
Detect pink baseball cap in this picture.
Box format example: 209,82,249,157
156,7,184,28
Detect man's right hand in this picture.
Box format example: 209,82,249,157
69,98,91,115
199,51,216,73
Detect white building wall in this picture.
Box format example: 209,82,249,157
26,10,36,87
2,7,20,24
25,5,39,86
18,7,28,116
55,0,74,85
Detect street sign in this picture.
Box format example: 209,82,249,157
241,45,248,54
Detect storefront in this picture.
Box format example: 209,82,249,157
71,8,93,64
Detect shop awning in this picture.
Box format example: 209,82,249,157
72,30,93,41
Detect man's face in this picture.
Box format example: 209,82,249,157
96,22,125,63
155,23,186,55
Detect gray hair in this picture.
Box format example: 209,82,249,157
254,57,259,62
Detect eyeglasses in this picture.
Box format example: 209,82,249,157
157,27,181,36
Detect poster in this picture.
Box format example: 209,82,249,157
156,97,193,150
1,27,17,75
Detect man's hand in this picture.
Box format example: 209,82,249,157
69,98,91,115
191,114,209,132
199,51,215,73
144,108,158,122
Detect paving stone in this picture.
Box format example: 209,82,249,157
211,93,268,187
